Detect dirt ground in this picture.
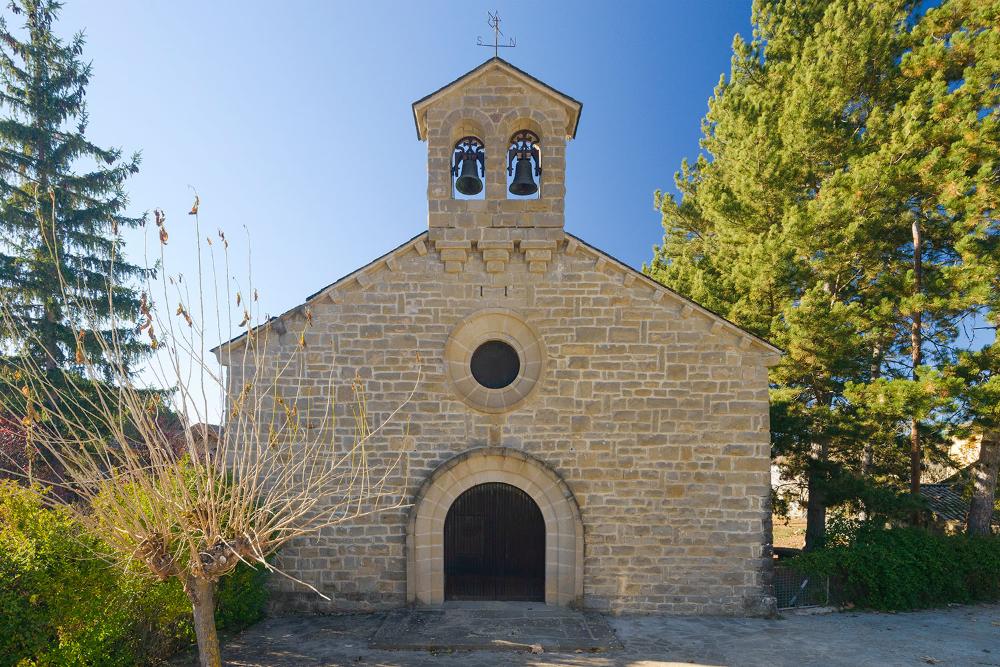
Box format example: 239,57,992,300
205,603,1000,667
772,515,807,549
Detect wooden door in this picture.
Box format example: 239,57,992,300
444,482,545,601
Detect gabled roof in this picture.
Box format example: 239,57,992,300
565,233,783,357
921,482,1000,527
212,231,428,355
411,57,583,140
213,230,783,359
921,484,970,523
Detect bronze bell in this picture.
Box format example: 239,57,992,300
508,156,538,196
455,157,484,196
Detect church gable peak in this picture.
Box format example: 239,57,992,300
411,58,582,141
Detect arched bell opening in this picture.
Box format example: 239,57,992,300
452,136,486,200
506,130,541,199
444,482,545,601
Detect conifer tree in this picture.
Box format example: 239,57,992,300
648,0,997,546
811,0,999,515
0,0,147,378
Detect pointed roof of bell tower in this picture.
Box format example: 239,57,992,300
411,57,583,141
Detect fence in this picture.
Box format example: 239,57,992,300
773,564,830,609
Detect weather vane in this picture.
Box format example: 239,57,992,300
477,11,516,58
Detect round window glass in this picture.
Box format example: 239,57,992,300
470,340,521,389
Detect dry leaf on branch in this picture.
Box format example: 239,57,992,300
176,303,193,327
74,330,86,364
153,209,168,245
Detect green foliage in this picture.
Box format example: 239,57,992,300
647,0,1000,543
0,358,181,449
0,0,150,377
0,480,185,665
215,561,270,632
944,341,1000,435
793,523,1000,610
0,481,268,666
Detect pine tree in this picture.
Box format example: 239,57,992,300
940,0,1000,530
950,343,1000,535
0,0,147,378
647,0,997,546
648,0,911,549
811,0,999,516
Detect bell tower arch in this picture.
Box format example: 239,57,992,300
411,58,582,255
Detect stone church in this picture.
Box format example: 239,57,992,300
218,58,781,615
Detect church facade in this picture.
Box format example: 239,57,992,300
219,59,780,615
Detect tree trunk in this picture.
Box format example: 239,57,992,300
909,217,923,525
861,443,874,477
967,430,999,536
184,575,221,667
861,342,883,478
37,170,61,371
804,439,828,551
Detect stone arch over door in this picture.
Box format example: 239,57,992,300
406,447,584,606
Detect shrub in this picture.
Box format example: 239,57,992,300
0,481,268,666
793,524,1000,610
215,561,270,632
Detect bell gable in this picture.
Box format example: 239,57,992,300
412,58,581,245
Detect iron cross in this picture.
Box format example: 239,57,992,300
477,11,516,58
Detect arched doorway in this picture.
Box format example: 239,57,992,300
444,482,545,601
406,447,584,606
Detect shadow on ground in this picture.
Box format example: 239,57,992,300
214,603,1000,667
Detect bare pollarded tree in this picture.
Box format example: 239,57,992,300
0,198,416,667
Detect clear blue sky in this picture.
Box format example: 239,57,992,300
46,1,751,331
12,1,992,418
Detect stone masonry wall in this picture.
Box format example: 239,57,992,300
224,232,775,615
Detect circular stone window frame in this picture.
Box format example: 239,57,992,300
444,308,545,414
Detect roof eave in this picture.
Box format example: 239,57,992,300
564,232,784,358
211,231,429,359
